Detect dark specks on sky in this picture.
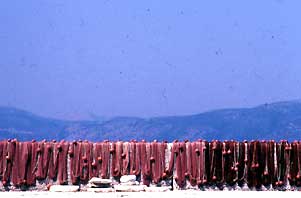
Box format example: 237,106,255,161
0,0,301,120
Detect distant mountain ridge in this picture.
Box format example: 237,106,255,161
1,100,301,141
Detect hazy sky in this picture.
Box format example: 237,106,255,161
1,0,301,120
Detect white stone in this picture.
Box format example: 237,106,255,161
114,184,146,192
49,185,79,192
89,177,112,184
120,175,136,183
119,181,139,186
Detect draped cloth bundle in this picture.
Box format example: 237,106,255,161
1,139,301,190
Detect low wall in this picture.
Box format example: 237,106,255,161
0,139,300,191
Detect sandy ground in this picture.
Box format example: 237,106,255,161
0,191,299,198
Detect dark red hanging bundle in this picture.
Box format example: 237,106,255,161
274,140,290,187
79,141,92,183
166,141,176,177
2,139,16,185
200,140,207,185
246,141,254,187
87,142,94,180
11,140,20,186
55,141,69,184
111,141,123,178
294,141,301,186
121,142,129,176
26,140,38,186
160,141,168,180
186,141,193,184
47,141,57,180
255,141,263,187
204,141,210,184
36,141,50,179
267,140,277,186
260,141,271,186
237,141,247,186
188,140,206,186
284,141,292,186
21,142,31,185
150,141,158,183
290,141,299,186
232,141,239,184
150,141,166,184
209,140,223,185
69,141,81,184
223,140,237,185
297,141,301,186
0,140,5,179
100,141,110,179
166,141,178,186
247,140,260,188
169,141,187,188
90,141,110,179
11,141,31,186
223,141,231,184
274,140,286,187
221,141,226,184
140,141,151,185
110,142,117,177
90,142,101,178
129,141,141,176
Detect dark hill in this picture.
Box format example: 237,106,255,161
1,100,301,141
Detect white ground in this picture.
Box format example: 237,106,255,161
0,191,299,198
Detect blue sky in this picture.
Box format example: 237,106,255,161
0,0,301,120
